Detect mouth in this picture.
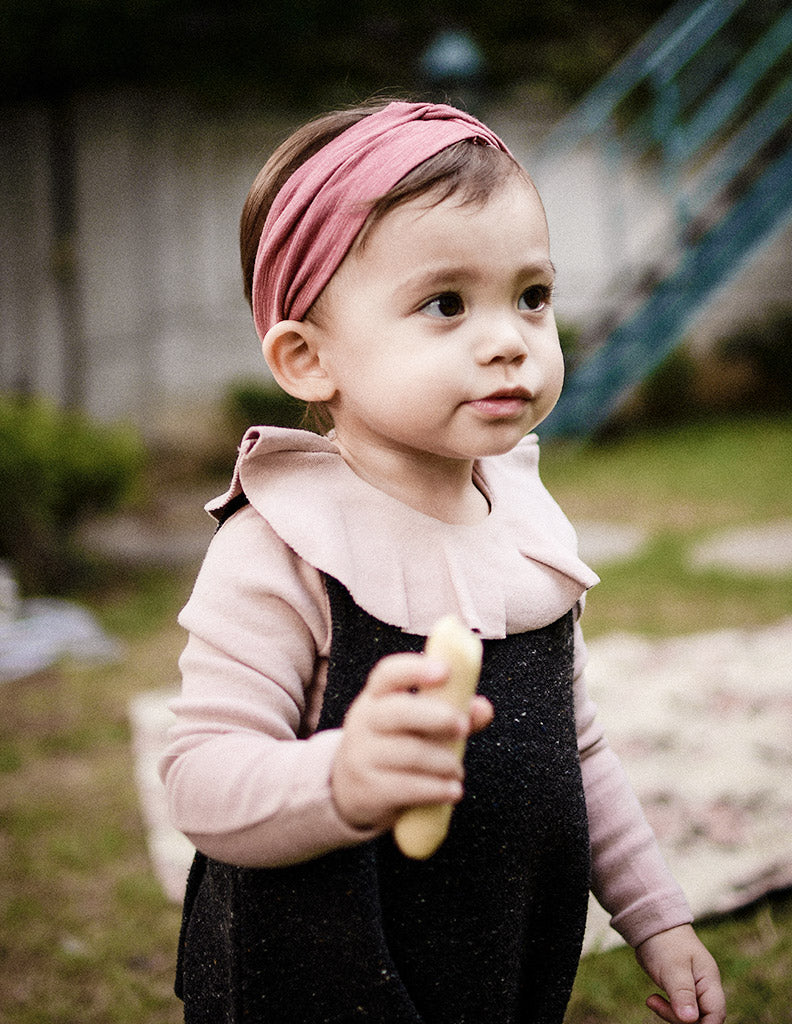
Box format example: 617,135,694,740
467,388,533,418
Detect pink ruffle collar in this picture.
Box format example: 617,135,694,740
207,427,598,639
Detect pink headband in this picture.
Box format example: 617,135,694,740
251,101,510,340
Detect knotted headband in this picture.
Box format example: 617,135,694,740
251,101,511,341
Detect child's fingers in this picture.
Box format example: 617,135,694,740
637,926,725,1024
365,653,492,736
358,770,464,827
365,651,448,696
333,648,490,831
374,733,467,780
367,691,470,740
694,974,727,1023
645,987,725,1024
469,694,494,734
372,691,493,742
643,962,701,1024
665,972,702,1023
332,732,465,830
363,652,473,740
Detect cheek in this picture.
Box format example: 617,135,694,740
552,343,566,388
540,327,564,377
539,337,566,408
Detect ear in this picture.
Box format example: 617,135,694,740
261,320,336,404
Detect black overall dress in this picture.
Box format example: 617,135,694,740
175,571,590,1024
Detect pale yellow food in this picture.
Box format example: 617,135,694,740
393,615,483,859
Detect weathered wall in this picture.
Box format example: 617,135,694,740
0,89,291,434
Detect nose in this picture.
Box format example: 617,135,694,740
473,314,528,366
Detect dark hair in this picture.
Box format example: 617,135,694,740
239,100,527,309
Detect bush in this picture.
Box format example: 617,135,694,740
223,379,312,438
629,346,699,426
717,308,792,411
557,319,583,371
0,394,146,594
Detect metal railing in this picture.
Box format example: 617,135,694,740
538,0,792,437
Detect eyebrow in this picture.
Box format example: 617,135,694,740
401,259,557,295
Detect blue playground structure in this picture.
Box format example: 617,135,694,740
537,0,792,438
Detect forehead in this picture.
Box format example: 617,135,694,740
351,176,550,271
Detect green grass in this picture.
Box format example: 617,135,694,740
1,414,790,1023
0,568,189,1024
539,413,792,637
541,414,791,528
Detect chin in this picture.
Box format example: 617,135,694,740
468,435,529,459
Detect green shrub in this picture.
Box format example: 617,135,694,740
718,308,792,410
631,345,699,426
557,319,582,371
0,394,146,594
223,378,312,437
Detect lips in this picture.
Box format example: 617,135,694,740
468,388,533,418
484,387,532,402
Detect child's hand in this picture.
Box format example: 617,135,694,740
636,924,726,1023
331,652,493,832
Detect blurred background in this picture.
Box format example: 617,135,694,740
3,0,789,440
1,1,791,1021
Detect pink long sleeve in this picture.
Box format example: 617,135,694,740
573,621,693,947
159,506,378,866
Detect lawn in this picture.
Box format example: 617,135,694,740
0,570,189,1023
0,413,790,1023
540,413,792,638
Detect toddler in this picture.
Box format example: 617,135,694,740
160,99,726,1024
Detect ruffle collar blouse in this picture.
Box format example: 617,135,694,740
207,427,598,640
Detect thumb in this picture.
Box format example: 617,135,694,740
671,993,700,1023
668,960,702,1022
655,965,700,1023
646,993,699,1023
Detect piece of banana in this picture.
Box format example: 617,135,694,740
393,615,483,859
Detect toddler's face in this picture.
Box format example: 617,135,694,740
312,176,565,473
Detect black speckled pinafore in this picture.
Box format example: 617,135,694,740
175,574,590,1024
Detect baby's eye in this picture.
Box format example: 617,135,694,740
518,285,552,312
422,292,465,318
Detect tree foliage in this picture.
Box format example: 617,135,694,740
1,0,675,109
